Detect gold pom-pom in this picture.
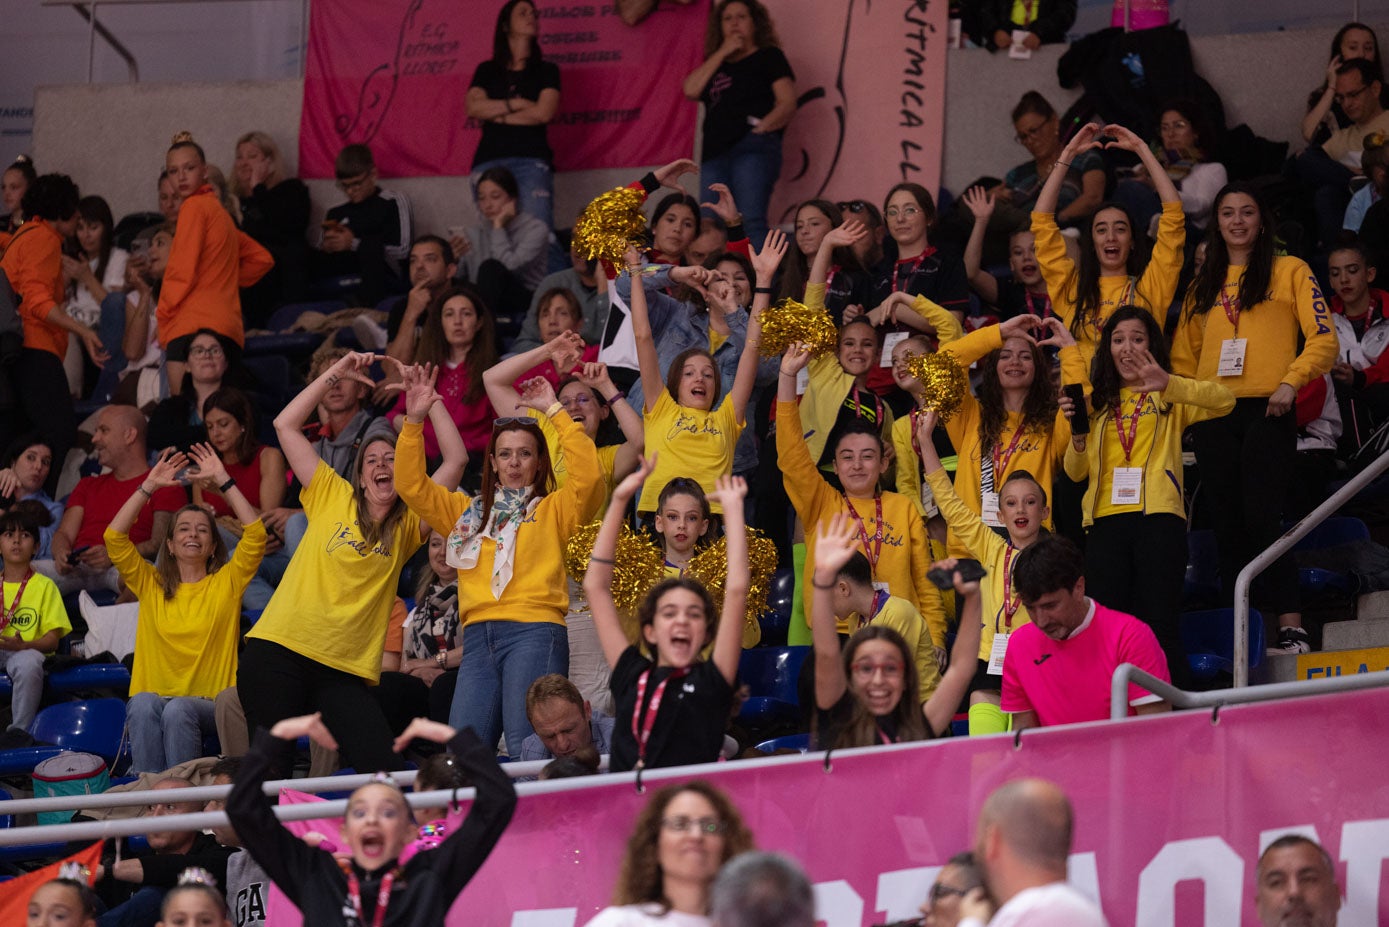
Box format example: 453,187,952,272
565,520,664,614
757,298,839,359
685,528,779,648
573,187,648,266
906,351,967,423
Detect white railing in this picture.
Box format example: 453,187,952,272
1110,662,1389,720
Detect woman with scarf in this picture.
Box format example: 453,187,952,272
395,364,605,757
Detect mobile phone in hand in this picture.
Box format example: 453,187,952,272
927,558,988,590
1063,384,1089,436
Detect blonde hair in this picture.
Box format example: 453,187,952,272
234,130,287,196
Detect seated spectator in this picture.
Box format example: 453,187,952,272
108,446,266,773
313,143,412,306
1302,23,1381,149
871,182,971,358
148,329,255,454
918,853,989,927
510,242,610,355
234,131,311,330
1001,534,1171,729
62,195,128,397
1343,131,1389,233
510,288,599,388
40,405,184,596
108,223,171,412
0,502,70,748
452,165,551,325
1255,834,1342,927
971,0,1076,53
375,531,461,729
582,781,753,927
1113,100,1227,238
518,674,615,762
1327,241,1389,440
199,757,270,927
0,155,35,247
961,188,1054,320
838,198,885,269
157,170,181,222
686,215,729,267
94,778,235,927
1290,374,1342,522
373,235,458,359
190,388,287,525
0,435,63,559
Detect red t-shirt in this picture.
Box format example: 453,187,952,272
201,449,266,518
69,471,186,548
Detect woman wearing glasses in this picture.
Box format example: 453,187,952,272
920,853,990,927
147,329,258,454
396,364,605,758
585,781,754,927
1112,100,1227,239
999,92,1105,225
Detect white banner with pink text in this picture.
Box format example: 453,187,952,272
267,686,1389,927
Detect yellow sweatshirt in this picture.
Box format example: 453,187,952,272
1171,256,1339,397
924,468,1030,663
777,398,946,645
1033,201,1186,366
891,295,965,511
1064,374,1236,526
396,413,604,628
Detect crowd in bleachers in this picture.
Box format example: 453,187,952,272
0,2,1384,924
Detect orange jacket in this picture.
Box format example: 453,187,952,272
1,218,66,359
156,187,273,346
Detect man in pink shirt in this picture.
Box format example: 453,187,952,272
1000,536,1170,729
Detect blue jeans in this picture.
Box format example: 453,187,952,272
248,512,306,610
93,291,130,403
700,131,784,248
98,886,166,927
127,692,217,773
449,620,568,757
473,157,555,231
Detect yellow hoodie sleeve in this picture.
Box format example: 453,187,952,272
924,468,1007,566
908,506,947,648
1283,263,1340,391
1164,373,1237,426
942,323,1003,369
549,409,605,529
103,527,158,601
911,295,965,347
1031,210,1077,326
1170,309,1206,379
776,398,834,523
1135,201,1186,319
396,419,471,537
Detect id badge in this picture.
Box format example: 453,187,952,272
1009,29,1033,59
988,632,1010,675
1111,467,1143,506
872,582,890,595
796,368,809,396
881,331,909,367
1217,338,1247,377
981,490,1002,527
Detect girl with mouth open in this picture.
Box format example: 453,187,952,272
106,444,266,773
227,714,515,927
586,463,749,773
1031,123,1187,367
1070,306,1235,686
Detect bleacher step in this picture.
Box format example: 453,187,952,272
1354,590,1389,623
1323,614,1389,651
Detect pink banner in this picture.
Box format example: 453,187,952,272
298,0,707,178
264,687,1389,927
763,0,947,228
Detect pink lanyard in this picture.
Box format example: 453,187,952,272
1023,290,1052,319
1112,393,1150,462
632,666,691,769
843,494,885,567
991,422,1028,482
342,864,397,927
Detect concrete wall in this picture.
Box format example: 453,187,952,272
34,24,1336,239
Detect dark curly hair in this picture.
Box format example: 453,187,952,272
703,0,780,58
20,173,79,223
613,781,755,910
1087,305,1173,416
976,339,1057,460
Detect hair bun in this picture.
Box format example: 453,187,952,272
170,131,196,146
12,154,31,165
176,867,219,889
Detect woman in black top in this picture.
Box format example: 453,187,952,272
683,0,795,249
466,0,561,231
226,713,516,927
233,131,311,329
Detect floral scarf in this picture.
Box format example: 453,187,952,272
447,486,538,598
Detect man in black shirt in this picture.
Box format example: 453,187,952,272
312,144,412,305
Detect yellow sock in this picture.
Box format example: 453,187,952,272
968,702,1010,736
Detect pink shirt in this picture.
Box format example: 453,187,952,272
391,360,496,458
1000,599,1169,726
514,343,600,391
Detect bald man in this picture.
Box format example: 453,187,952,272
959,779,1107,927
1256,835,1341,927
39,404,184,596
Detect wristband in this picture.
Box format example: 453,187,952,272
589,555,615,565
605,394,625,405
218,478,237,494
779,369,798,377
436,651,448,668
811,578,836,590
754,286,772,294
137,485,154,498
545,401,564,418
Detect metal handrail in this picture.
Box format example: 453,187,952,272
1233,449,1389,687
1110,662,1389,720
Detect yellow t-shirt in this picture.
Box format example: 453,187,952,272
710,329,729,353
1092,388,1159,519
248,462,423,683
639,388,744,514
858,594,942,699
110,520,266,698
0,572,69,649
530,408,620,504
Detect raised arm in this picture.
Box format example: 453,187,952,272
729,230,788,422
625,248,667,414
109,450,188,537
577,362,645,478
1105,124,1181,205
584,455,655,669
922,562,985,736
683,35,741,100
707,476,749,684
186,443,260,526
810,513,859,710
483,331,585,416
961,187,1000,305
426,384,469,492
274,352,383,486
810,220,866,287
1302,58,1342,142
1035,123,1101,217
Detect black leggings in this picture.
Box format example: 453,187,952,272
0,348,75,498
1190,398,1300,615
1084,512,1190,689
237,639,405,778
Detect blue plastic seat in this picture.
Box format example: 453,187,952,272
1180,608,1266,683
753,733,810,753
1289,517,1370,597
756,568,795,643
0,698,126,777
47,663,131,696
0,786,68,865
1183,529,1221,607
737,645,810,725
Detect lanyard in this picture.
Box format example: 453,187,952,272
1219,290,1241,333
343,865,398,927
826,264,839,290
1,570,32,633
999,546,1021,631
632,666,691,769
991,422,1028,482
849,386,884,425
892,249,934,293
1023,290,1052,319
1112,393,1150,462
1120,276,1136,306
843,494,885,567
858,588,891,631
1020,0,1039,25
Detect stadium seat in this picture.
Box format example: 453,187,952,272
1179,608,1266,684
0,698,127,777
757,568,794,645
753,733,810,754
1289,517,1370,597
47,663,131,696
1183,529,1221,608
737,645,810,726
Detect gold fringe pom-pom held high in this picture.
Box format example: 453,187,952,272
906,351,967,423
757,298,839,360
564,520,665,615
572,187,648,266
685,528,780,648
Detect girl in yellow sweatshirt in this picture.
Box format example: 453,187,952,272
396,365,605,757
1172,183,1338,654
1067,306,1235,685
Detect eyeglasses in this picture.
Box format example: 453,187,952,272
493,416,543,429
336,172,373,193
928,883,969,902
1159,119,1190,132
837,200,870,214
560,393,596,409
1335,83,1372,105
884,205,921,219
850,660,904,680
189,344,225,358
1014,122,1053,145
661,816,727,835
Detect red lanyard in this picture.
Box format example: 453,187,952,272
843,494,885,567
1,570,32,634
1112,393,1150,462
892,249,934,293
1219,290,1241,333
858,588,890,630
1120,276,1136,306
632,666,691,769
1000,547,1021,630
991,423,1028,482
1024,290,1052,319
343,864,398,927
826,264,839,290
1019,0,1039,24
